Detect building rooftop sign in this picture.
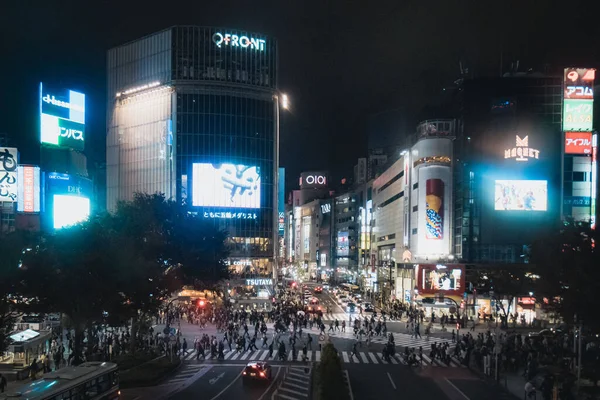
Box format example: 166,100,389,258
504,135,539,162
213,32,266,51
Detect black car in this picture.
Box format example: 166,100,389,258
242,362,272,384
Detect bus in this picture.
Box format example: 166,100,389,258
0,362,119,400
340,283,360,293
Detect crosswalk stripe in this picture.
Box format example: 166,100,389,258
251,350,261,359
389,355,398,364
259,350,268,360
287,351,293,361
359,352,368,363
368,353,379,364
377,353,388,364
307,351,312,361
342,351,349,363
315,351,321,361
224,351,234,360
239,351,251,360
230,351,241,360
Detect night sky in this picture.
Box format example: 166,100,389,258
1,0,598,186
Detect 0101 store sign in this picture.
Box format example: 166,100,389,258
0,147,18,202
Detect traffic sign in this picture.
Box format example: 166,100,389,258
318,334,327,344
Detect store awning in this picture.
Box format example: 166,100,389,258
10,329,40,342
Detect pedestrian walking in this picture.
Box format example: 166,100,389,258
0,373,7,393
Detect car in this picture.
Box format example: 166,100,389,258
337,295,348,304
242,362,272,384
314,286,323,294
528,328,564,338
361,302,375,313
340,298,350,308
346,302,356,313
322,284,330,291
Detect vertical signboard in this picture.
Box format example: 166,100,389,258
278,167,285,236
40,83,86,150
563,68,595,132
565,131,593,154
425,179,444,240
17,166,41,213
0,147,18,202
592,134,597,230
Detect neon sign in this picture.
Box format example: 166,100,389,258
504,135,540,162
212,32,266,51
563,99,594,131
565,132,592,154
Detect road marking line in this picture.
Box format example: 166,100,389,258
306,350,312,361
240,351,251,360
279,387,308,397
224,351,234,359
342,351,349,362
286,375,308,384
359,352,369,363
259,350,269,360
282,381,309,391
257,366,281,400
387,372,397,390
315,351,321,361
368,353,379,364
378,353,388,364
275,393,300,400
230,351,241,360
344,370,354,400
389,355,398,364
209,369,243,400
444,378,471,400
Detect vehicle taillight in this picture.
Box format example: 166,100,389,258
260,371,265,377
243,371,247,375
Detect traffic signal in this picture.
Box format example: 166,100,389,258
197,299,206,308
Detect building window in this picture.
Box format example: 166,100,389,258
412,228,417,235
573,171,586,182
413,182,418,190
412,205,418,212
379,191,404,208
378,171,404,193
377,234,396,242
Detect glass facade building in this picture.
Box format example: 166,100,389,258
107,26,279,271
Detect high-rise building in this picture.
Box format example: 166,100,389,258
107,26,281,280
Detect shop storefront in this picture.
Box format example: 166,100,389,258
226,277,275,311
226,258,272,278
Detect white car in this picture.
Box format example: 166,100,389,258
340,298,350,308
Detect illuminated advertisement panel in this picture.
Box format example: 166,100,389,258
565,131,593,155
46,172,92,229
337,232,349,257
299,172,327,189
425,179,444,240
40,83,85,150
192,163,260,209
0,147,18,202
17,166,41,213
278,168,285,235
592,134,597,230
563,99,594,131
417,264,465,296
494,180,547,211
564,68,595,100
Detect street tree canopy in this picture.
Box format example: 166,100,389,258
530,220,600,331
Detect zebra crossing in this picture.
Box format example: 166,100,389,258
178,348,465,368
316,329,453,349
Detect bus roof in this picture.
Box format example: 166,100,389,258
1,362,117,400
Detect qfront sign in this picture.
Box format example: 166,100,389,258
246,278,273,286
504,135,540,162
213,32,266,51
40,83,86,151
565,131,593,154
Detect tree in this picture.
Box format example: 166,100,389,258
0,230,40,354
471,265,534,328
317,343,349,400
530,220,600,331
20,219,122,364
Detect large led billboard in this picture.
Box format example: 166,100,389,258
278,167,285,235
192,163,260,209
494,180,548,211
417,264,465,296
425,179,444,240
17,166,41,213
40,83,86,150
565,131,593,155
46,172,92,229
0,147,18,202
53,195,91,229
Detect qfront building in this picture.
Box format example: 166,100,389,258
106,27,281,292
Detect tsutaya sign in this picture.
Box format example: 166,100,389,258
213,32,266,51
504,135,540,162
246,278,273,286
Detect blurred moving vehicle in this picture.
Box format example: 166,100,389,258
361,302,375,313
314,286,323,294
242,362,272,384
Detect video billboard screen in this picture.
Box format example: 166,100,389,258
53,194,90,229
418,264,465,296
40,83,85,151
192,163,260,209
494,180,547,211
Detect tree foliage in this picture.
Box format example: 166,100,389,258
317,343,349,400
530,220,600,330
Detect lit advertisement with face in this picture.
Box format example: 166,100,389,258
418,264,464,296
192,163,260,208
494,180,547,211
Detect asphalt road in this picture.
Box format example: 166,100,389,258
169,365,282,400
